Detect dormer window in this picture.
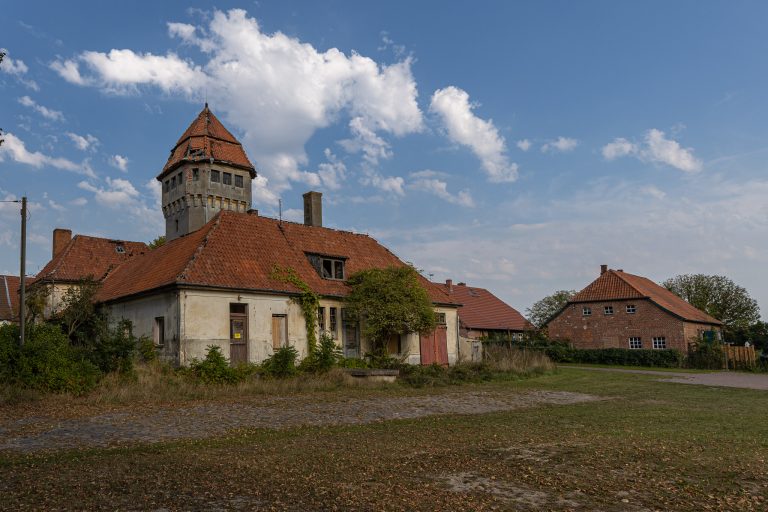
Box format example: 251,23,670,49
307,253,346,280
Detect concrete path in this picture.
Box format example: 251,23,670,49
567,366,768,390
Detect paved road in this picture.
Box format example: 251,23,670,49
567,366,768,390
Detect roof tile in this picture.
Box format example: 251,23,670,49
35,236,148,284
0,275,20,322
436,282,533,331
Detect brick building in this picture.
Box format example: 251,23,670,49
0,275,20,325
545,265,722,352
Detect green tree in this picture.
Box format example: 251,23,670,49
53,278,100,339
148,235,166,249
662,274,760,331
526,290,577,328
344,265,436,351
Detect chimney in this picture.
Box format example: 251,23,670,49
446,279,453,293
600,264,608,275
303,191,323,227
52,229,72,259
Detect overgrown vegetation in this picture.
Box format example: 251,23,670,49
270,265,320,354
344,265,436,352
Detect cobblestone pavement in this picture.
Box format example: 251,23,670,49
569,366,768,390
0,390,597,454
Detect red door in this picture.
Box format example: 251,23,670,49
420,326,448,366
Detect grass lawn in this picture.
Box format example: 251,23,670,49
556,362,713,373
1,368,767,511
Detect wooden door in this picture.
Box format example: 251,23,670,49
229,312,248,365
420,325,448,366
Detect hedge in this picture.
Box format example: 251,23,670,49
543,345,684,368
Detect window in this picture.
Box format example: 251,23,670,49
629,337,642,349
153,317,165,346
163,180,169,192
115,245,125,254
604,306,614,315
319,258,345,280
171,176,176,189
223,172,232,185
175,219,179,232
582,306,591,316
652,337,667,349
435,312,447,325
192,168,199,181
318,307,326,332
626,304,636,314
329,307,338,338
178,173,183,186
271,314,287,349
235,174,244,188
211,170,220,183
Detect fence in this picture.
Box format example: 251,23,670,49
723,345,756,370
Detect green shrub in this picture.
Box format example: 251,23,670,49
299,332,341,373
364,349,404,369
261,346,299,378
337,356,368,369
187,345,255,385
542,344,684,368
79,319,136,374
137,336,157,362
398,362,497,388
0,323,100,394
687,343,724,370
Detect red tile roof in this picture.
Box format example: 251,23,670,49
0,275,20,322
97,211,457,306
158,105,256,179
35,236,148,284
569,269,722,325
435,282,533,331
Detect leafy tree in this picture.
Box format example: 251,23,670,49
344,265,436,351
53,278,100,339
148,235,166,249
663,274,760,331
526,290,577,328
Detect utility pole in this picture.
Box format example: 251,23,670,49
19,196,26,347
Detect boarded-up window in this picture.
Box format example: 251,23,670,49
272,314,287,349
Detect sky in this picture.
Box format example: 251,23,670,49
2,1,768,317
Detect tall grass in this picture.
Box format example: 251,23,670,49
483,345,555,375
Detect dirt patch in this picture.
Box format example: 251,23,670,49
441,472,581,509
0,390,598,454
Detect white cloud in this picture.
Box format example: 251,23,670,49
429,86,518,183
69,197,88,206
0,49,39,90
541,136,578,153
601,129,702,172
516,139,532,152
110,154,129,172
640,185,666,200
338,117,393,165
601,137,637,160
78,178,163,231
66,132,99,151
316,149,347,190
0,132,95,177
18,96,64,122
51,9,424,202
282,208,304,223
361,172,405,196
409,171,475,207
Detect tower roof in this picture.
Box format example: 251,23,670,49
157,104,256,180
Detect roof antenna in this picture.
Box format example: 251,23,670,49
204,86,208,109
278,198,282,224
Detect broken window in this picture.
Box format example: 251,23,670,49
235,174,244,188
223,172,232,185
329,307,338,338
211,170,220,183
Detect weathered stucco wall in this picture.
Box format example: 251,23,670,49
107,292,180,364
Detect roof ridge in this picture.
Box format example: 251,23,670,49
177,213,224,282
45,235,78,279
610,270,650,298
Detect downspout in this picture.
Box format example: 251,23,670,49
177,289,182,365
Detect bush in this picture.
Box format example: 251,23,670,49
298,332,341,373
0,323,100,394
137,336,157,362
687,343,724,370
364,349,404,369
261,346,299,378
337,356,368,369
540,344,684,368
187,345,256,385
79,319,136,374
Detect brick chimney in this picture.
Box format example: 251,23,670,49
303,191,322,227
600,264,608,275
52,229,72,258
445,279,453,293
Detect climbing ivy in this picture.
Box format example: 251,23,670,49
270,265,321,354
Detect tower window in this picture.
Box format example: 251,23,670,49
211,170,220,183
178,173,183,186
235,175,244,188
175,219,179,232
192,168,199,181
163,180,169,192
171,176,176,189
223,172,232,185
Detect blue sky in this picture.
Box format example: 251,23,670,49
2,1,768,316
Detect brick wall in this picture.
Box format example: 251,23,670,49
547,298,692,352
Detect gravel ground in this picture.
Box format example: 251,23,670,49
570,366,768,390
0,390,598,454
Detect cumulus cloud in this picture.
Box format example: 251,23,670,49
409,170,474,207
316,149,347,190
429,86,518,183
601,129,702,172
69,197,88,206
18,96,64,122
66,132,99,151
78,178,163,230
541,136,578,153
0,49,38,90
51,9,423,202
361,172,405,196
110,154,129,172
516,139,532,152
0,132,95,177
